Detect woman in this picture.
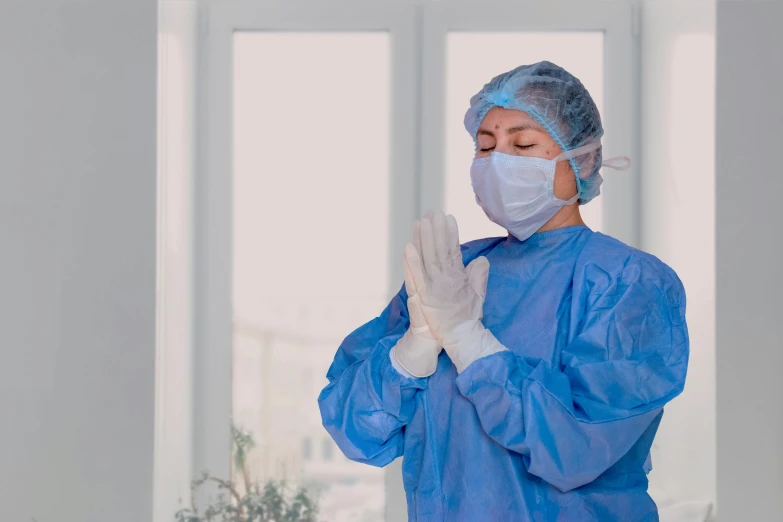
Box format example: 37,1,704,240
318,61,688,521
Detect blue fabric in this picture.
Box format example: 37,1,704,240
464,61,605,204
318,226,689,522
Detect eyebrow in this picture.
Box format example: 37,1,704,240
477,123,544,137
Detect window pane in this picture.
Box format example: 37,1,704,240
445,32,605,241
232,32,389,522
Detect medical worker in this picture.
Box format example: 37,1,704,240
318,61,689,521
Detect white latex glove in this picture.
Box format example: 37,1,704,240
391,219,442,378
404,211,507,373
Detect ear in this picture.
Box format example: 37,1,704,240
553,159,579,202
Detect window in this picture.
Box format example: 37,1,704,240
231,30,390,522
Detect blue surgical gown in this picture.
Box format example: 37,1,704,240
318,226,689,521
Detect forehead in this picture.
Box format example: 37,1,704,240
478,106,543,131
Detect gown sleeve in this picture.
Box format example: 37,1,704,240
318,284,428,467
455,255,689,492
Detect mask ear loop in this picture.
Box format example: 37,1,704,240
556,141,602,162
600,156,631,171
555,141,632,179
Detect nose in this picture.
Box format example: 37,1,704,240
493,137,513,155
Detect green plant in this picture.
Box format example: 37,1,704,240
175,426,319,522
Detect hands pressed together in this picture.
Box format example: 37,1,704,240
392,211,506,377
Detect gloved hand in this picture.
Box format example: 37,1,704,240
391,220,442,378
403,211,506,373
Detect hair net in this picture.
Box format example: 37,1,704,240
464,61,604,204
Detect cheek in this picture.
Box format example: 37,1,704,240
552,162,578,200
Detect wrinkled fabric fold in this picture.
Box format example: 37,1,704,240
318,287,429,466
319,226,689,521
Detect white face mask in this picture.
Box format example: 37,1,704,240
470,141,616,241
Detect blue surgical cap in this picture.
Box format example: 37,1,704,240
464,61,604,204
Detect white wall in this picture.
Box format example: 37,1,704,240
0,1,157,521
715,1,783,520
640,1,717,518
